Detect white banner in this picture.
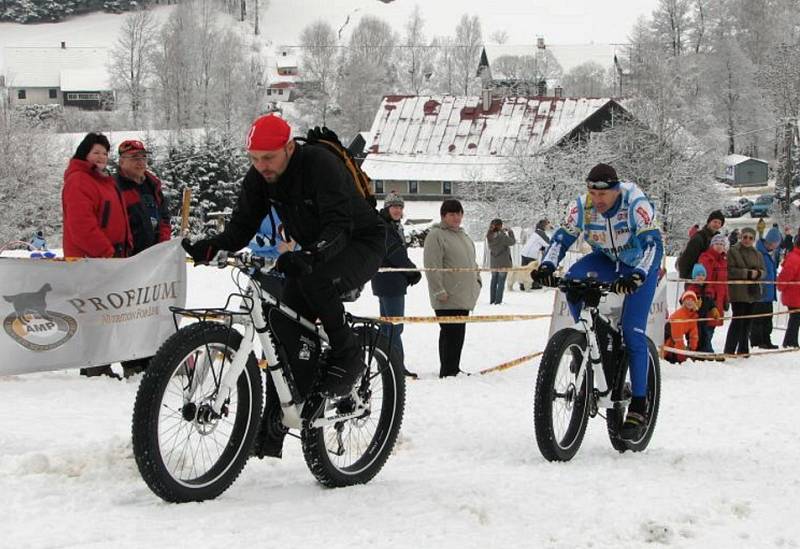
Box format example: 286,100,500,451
548,279,668,346
0,240,186,375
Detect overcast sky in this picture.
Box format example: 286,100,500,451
264,0,662,46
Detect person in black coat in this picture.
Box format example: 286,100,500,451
371,193,421,378
183,115,386,458
677,210,725,280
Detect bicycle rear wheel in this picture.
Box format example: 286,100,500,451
606,338,661,453
132,322,263,502
533,328,593,462
301,326,405,487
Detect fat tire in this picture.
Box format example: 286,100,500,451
534,328,592,462
606,338,661,453
132,322,263,502
301,326,405,487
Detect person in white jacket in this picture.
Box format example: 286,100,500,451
520,219,551,289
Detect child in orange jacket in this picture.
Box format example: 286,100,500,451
664,290,700,363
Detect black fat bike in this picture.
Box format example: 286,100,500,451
533,277,661,461
131,251,406,502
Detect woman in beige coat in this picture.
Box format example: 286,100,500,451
424,199,481,377
724,227,765,355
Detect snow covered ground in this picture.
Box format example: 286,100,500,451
2,241,800,548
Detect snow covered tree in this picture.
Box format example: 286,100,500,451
0,100,64,245
398,6,436,95
561,61,613,98
108,8,158,126
453,14,482,95
299,20,339,125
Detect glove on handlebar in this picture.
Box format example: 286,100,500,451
532,263,558,287
610,272,644,295
182,238,220,266
275,250,314,277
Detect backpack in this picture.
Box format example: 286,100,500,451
299,127,377,208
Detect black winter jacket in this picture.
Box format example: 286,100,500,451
677,226,717,279
215,142,385,261
371,208,417,297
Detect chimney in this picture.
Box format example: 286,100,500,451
554,86,563,98
537,80,547,96
60,41,66,49
537,37,545,50
482,88,492,112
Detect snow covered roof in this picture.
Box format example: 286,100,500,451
482,43,617,73
362,95,621,182
276,54,298,69
3,46,110,88
725,154,768,166
60,68,110,91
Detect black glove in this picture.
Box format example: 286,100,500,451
182,238,219,265
275,250,314,277
532,263,558,287
406,271,422,286
610,272,645,295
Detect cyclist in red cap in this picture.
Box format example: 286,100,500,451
183,114,386,458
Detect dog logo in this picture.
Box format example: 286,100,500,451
3,284,77,351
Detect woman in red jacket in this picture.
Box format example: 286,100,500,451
690,234,729,353
778,236,800,347
62,133,131,379
62,132,131,259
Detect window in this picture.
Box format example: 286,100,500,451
267,89,272,96
278,89,283,95
374,180,385,194
48,89,57,99
442,181,453,195
409,181,418,194
17,89,26,99
65,92,100,101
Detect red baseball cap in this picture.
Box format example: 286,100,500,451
246,115,291,151
118,140,148,155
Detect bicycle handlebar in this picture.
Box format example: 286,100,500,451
556,276,613,293
215,250,276,272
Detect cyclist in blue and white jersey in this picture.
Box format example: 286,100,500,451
532,163,663,441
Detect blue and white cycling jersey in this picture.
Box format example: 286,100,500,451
541,182,662,276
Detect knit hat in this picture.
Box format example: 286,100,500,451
246,114,291,151
691,263,707,279
765,227,782,245
679,290,698,304
586,163,620,189
706,210,725,227
741,227,757,238
384,192,405,208
710,233,728,247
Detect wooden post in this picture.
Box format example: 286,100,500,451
180,188,192,236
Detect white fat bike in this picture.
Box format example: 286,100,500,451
132,251,405,502
533,277,661,461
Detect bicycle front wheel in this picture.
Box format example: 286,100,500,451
301,326,405,487
132,321,263,503
533,328,593,462
606,338,661,453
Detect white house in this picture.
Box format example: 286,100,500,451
3,44,114,110
361,94,629,199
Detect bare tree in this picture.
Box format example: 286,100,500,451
299,20,339,125
108,9,158,126
453,14,482,95
561,61,613,97
400,5,435,94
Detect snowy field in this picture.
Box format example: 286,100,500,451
2,242,800,548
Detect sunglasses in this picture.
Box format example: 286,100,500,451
741,235,755,240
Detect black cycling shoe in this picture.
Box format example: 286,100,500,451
318,347,366,398
251,402,288,459
619,411,647,442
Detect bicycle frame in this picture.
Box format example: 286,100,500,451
568,289,628,412
173,256,370,431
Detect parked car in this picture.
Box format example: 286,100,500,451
723,197,753,218
750,194,774,217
